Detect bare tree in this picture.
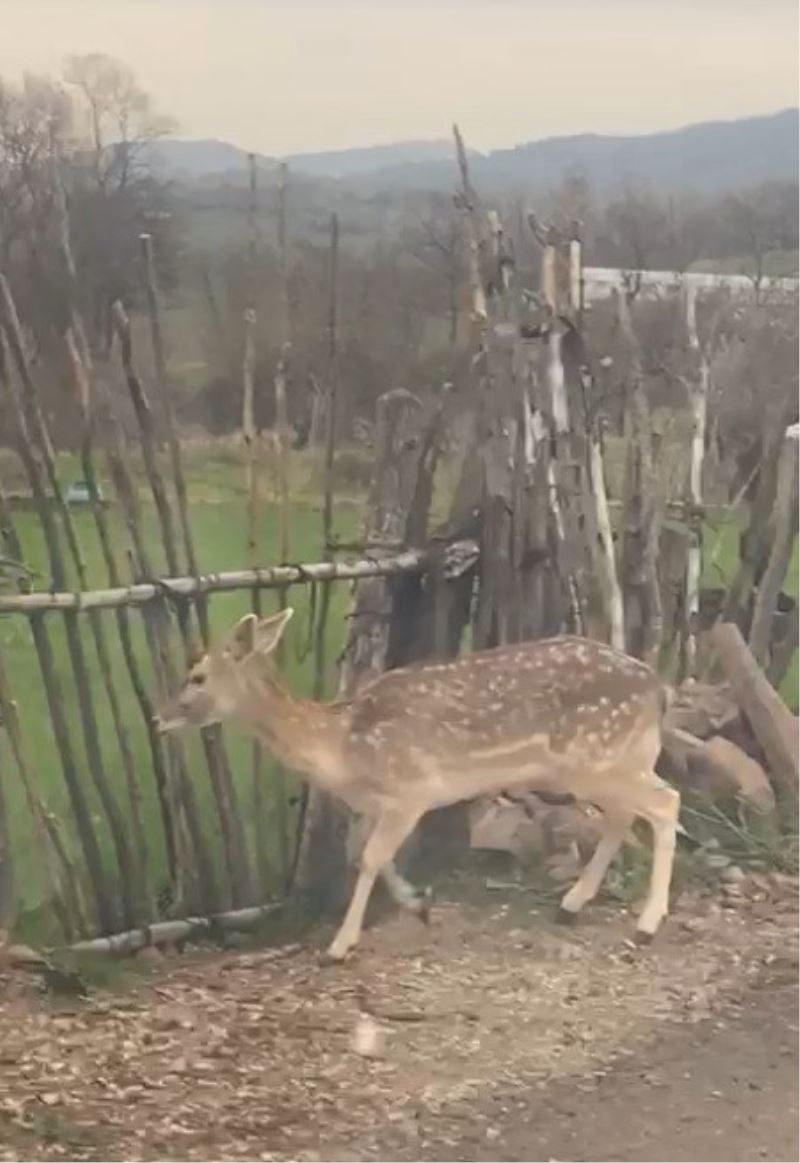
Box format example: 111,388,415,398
63,53,174,195
407,192,464,348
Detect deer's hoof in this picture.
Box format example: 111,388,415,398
554,905,579,926
320,945,350,966
633,928,655,946
415,886,434,925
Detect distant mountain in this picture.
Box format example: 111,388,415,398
148,109,798,196
145,138,274,179
474,108,800,195
344,109,799,195
284,139,472,178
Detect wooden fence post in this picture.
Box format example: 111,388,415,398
113,296,254,908
616,289,663,664
749,423,799,667
711,622,799,802
294,212,341,906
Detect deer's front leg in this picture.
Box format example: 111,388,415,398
324,806,422,963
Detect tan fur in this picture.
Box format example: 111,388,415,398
156,613,680,962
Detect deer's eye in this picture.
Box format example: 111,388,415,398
190,673,206,686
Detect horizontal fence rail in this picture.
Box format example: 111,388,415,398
0,551,427,615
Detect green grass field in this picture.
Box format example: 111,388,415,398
0,441,796,940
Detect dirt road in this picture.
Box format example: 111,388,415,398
0,873,797,1161
377,978,798,1162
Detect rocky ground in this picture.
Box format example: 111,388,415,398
0,870,797,1162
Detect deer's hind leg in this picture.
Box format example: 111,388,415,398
558,809,635,918
631,778,680,941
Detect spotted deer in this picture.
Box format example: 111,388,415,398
156,609,680,962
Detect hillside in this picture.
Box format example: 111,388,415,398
150,108,799,196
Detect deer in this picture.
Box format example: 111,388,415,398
155,609,681,963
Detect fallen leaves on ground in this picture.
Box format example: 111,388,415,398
0,873,796,1161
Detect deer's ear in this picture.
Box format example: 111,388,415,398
254,608,294,656
224,613,258,662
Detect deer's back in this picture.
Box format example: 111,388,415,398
344,636,664,778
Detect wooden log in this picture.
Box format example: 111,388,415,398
64,901,284,957
688,735,776,816
663,679,741,740
711,621,798,799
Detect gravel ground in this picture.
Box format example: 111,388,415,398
0,870,796,1161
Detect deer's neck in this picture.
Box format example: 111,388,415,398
234,664,349,790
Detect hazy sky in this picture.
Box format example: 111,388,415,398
0,0,797,155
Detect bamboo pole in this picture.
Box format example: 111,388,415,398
243,309,261,563
0,642,80,938
682,284,708,678
140,234,198,588
100,402,215,913
0,552,427,615
313,213,341,704
53,165,155,917
140,235,253,905
616,289,663,664
0,481,85,937
297,212,340,891
271,161,294,888
62,331,153,919
0,309,117,934
0,727,14,928
242,153,271,897
274,161,292,571
112,299,251,909
749,423,799,667
65,332,167,904
1,281,140,929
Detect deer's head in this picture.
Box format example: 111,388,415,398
155,608,293,734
